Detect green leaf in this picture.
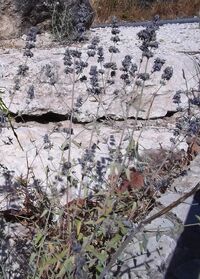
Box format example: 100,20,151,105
78,232,84,241
126,139,139,159
97,251,108,264
117,220,128,235
54,249,69,261
96,263,104,273
29,252,37,265
102,199,114,216
34,231,44,246
85,244,96,254
106,234,121,250
95,216,105,225
75,219,82,236
56,256,74,278
44,255,60,266
131,201,137,212
86,245,107,264
142,233,148,251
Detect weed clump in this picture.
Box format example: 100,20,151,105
0,15,200,279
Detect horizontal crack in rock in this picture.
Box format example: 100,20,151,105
10,109,178,124
12,111,69,124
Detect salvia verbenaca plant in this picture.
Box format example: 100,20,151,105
7,15,200,279
47,0,91,43
172,64,200,144
2,15,175,200
27,16,177,277
61,15,175,196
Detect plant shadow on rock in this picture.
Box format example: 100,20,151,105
165,190,200,279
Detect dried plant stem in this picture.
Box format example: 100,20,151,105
182,69,191,115
66,61,76,204
116,59,143,150
109,57,149,190
123,59,149,169
77,91,104,198
77,51,117,198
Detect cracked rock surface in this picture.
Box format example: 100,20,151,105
0,21,200,278
0,23,199,121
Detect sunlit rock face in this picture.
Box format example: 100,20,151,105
0,0,94,39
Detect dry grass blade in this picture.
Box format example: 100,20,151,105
92,0,200,23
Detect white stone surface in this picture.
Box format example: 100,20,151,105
158,193,193,223
144,208,175,231
0,120,186,209
0,23,199,121
171,154,200,193
121,234,176,279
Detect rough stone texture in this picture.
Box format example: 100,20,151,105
0,21,199,278
118,234,176,279
158,193,193,223
0,120,186,210
0,23,199,121
0,0,94,39
171,153,200,193
144,208,175,231
0,221,31,278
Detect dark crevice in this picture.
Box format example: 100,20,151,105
140,110,178,120
164,110,178,118
10,109,178,125
97,110,178,122
12,111,70,124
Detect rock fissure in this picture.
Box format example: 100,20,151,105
10,109,178,125
12,111,70,124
